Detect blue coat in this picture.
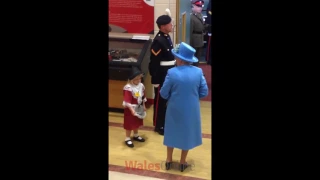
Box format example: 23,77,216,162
160,65,208,150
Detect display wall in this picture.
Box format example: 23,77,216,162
108,0,155,34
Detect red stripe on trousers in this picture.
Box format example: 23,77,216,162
206,36,211,63
154,86,161,126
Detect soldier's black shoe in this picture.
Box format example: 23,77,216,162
125,140,134,148
180,163,189,172
133,136,145,142
154,128,164,135
158,129,164,135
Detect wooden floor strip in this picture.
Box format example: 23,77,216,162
109,122,212,139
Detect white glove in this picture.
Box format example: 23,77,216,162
153,84,160,88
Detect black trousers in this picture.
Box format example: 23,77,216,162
153,86,167,129
193,47,202,67
206,36,212,65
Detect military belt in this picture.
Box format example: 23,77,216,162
160,60,176,66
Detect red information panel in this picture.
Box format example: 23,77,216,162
108,0,154,34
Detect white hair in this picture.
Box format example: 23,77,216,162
176,57,193,65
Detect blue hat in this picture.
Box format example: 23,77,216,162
171,42,198,63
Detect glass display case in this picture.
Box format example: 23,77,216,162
108,38,151,81
108,34,152,110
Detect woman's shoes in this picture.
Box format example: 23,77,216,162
164,161,189,172
165,162,172,170
180,163,189,172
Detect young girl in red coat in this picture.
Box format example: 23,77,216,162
122,67,147,148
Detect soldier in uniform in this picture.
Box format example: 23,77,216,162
149,15,175,135
190,0,206,67
206,0,212,65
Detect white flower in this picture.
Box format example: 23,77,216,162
174,44,180,53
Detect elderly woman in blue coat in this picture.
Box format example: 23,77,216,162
160,42,209,172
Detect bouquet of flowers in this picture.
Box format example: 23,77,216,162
173,44,180,53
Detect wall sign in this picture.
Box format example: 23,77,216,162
109,0,154,34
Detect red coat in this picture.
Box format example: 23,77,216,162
123,83,146,130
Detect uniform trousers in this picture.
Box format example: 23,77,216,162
153,85,167,129
192,47,202,67
152,65,174,129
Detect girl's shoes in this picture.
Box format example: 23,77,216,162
133,136,145,142
125,136,145,148
125,140,134,148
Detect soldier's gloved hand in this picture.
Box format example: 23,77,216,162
153,84,160,88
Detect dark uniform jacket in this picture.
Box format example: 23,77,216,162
206,0,212,33
190,13,205,48
149,31,175,85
